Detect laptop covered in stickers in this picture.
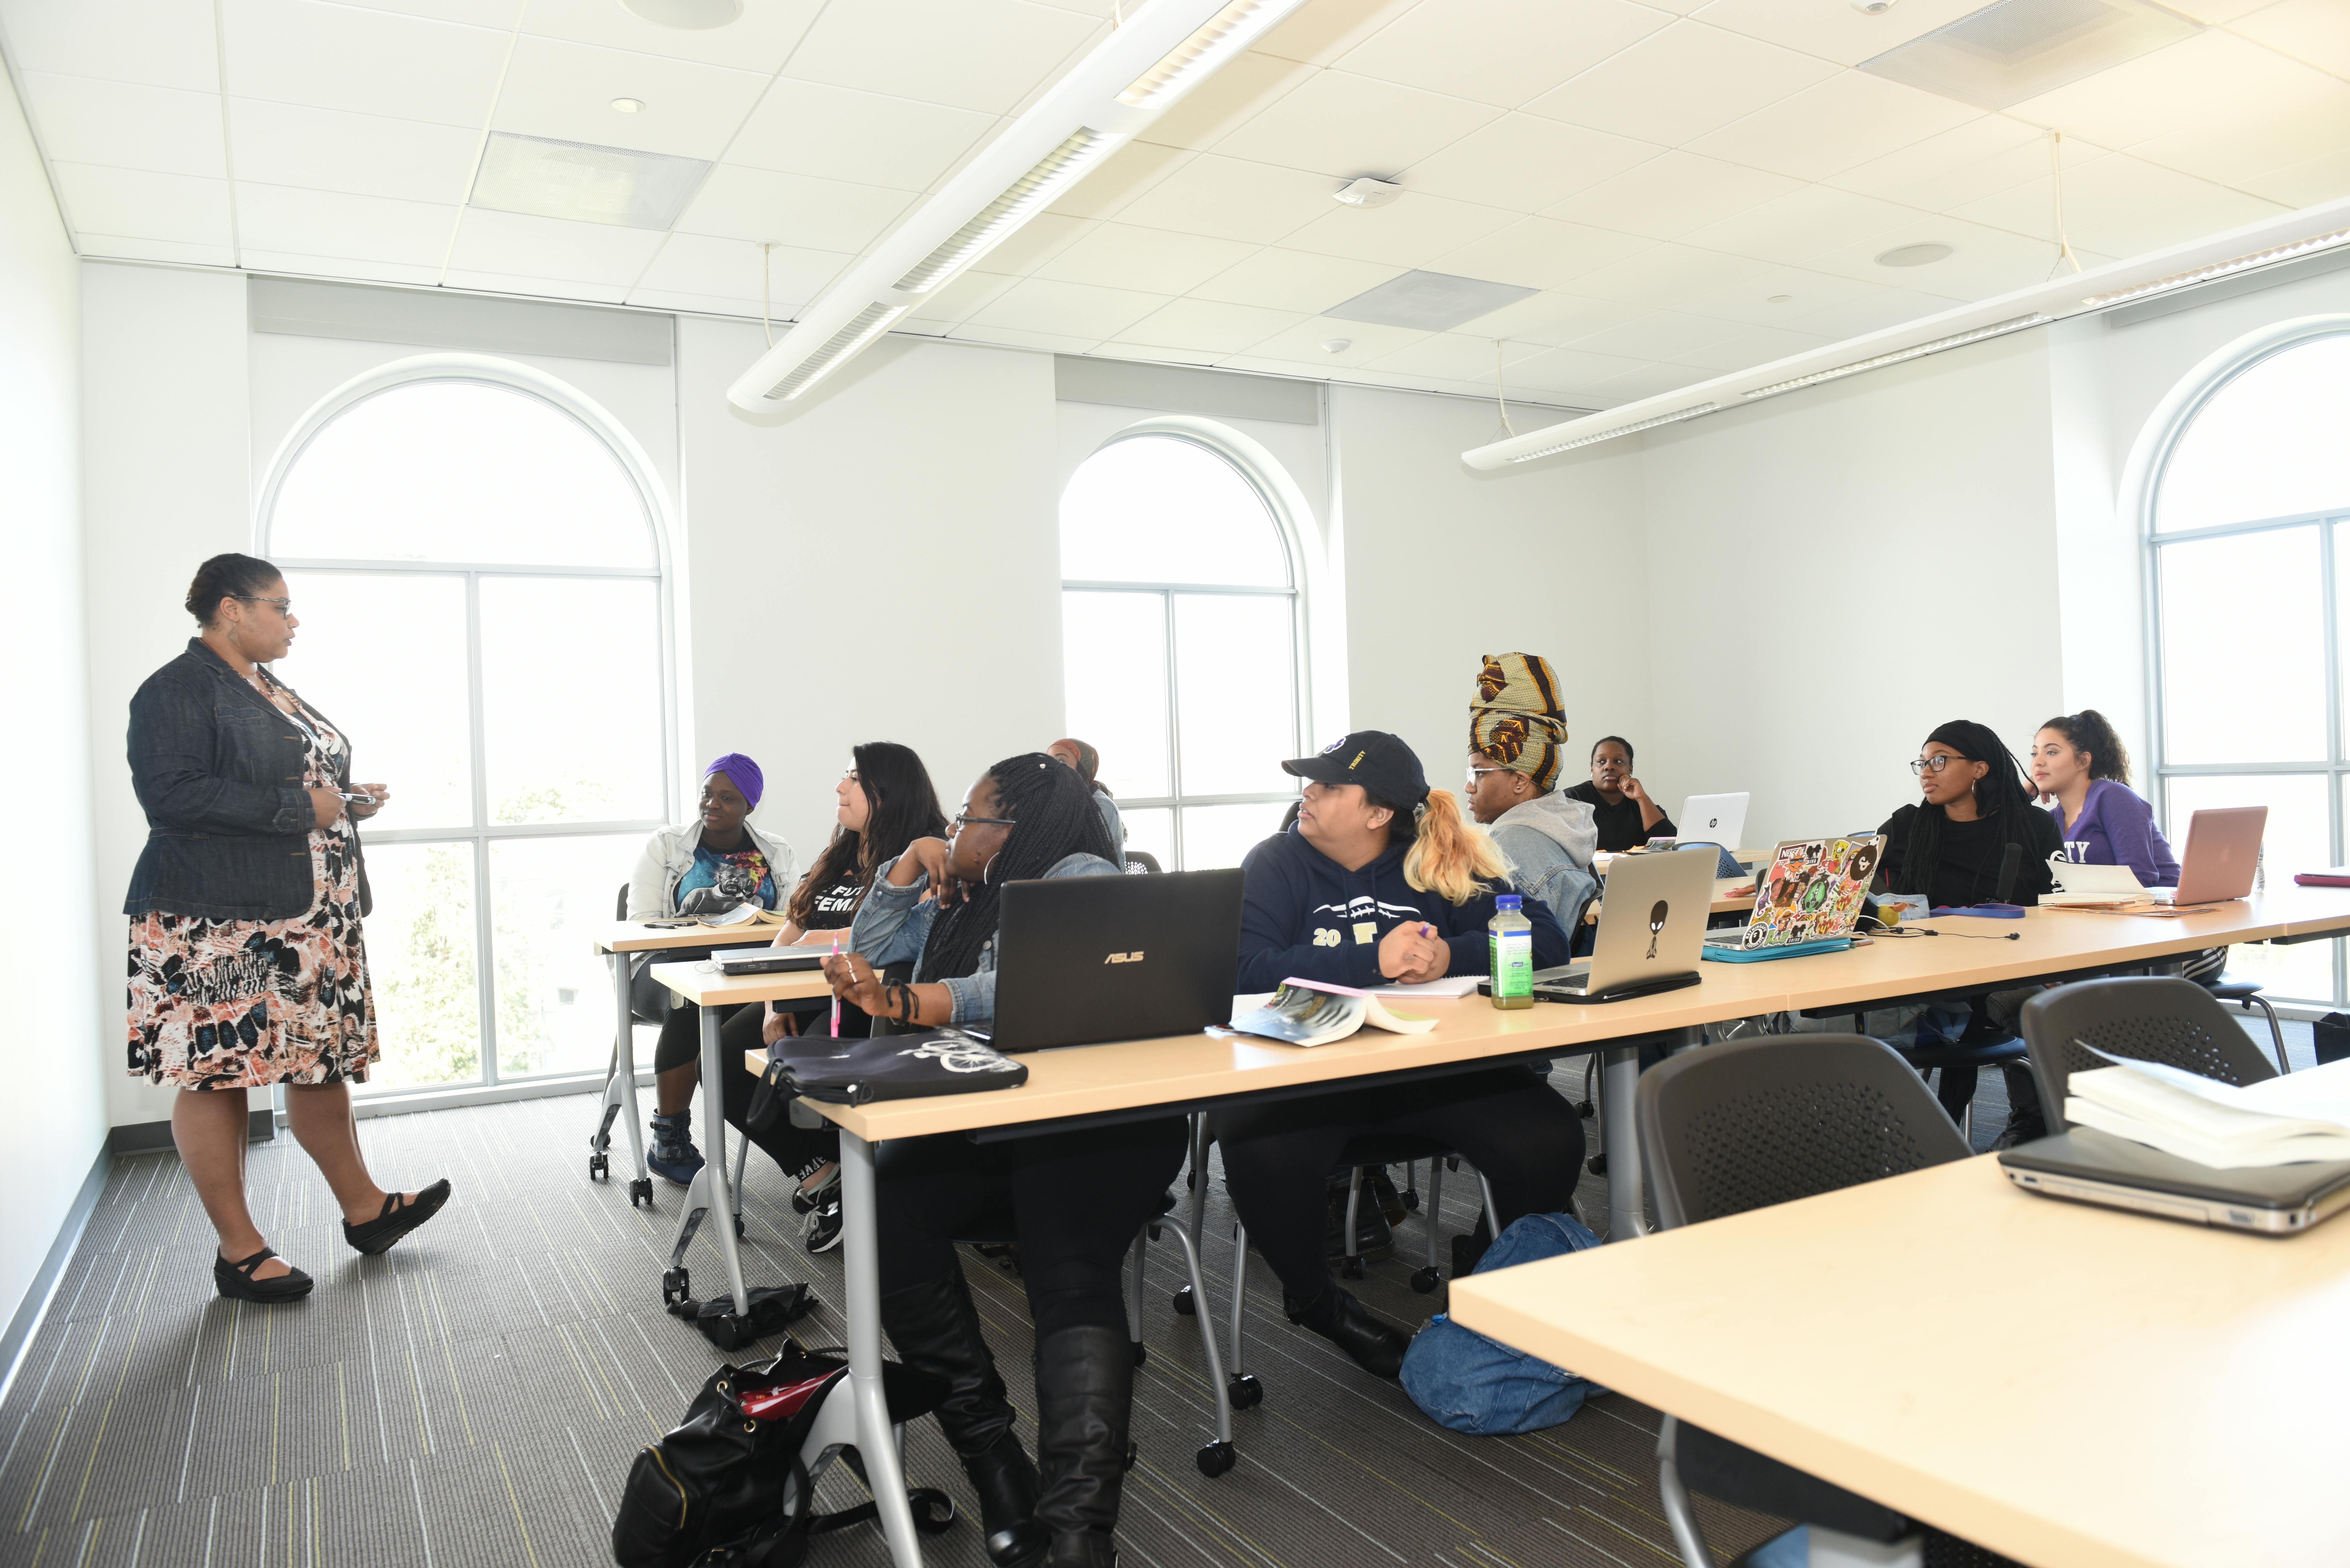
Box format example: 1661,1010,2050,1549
1702,834,1885,961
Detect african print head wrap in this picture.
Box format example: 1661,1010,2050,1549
1468,652,1569,793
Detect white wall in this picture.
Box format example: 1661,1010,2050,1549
1,74,104,1344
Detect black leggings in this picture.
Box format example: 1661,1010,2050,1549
651,1001,837,1182
1211,1066,1583,1300
874,1119,1188,1340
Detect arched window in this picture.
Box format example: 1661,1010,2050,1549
2148,327,2350,1003
262,368,673,1092
1060,433,1303,870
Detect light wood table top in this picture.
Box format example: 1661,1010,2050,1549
594,919,817,954
1448,1153,2350,1568
663,889,2350,1144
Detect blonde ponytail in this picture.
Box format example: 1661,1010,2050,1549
1403,788,1509,905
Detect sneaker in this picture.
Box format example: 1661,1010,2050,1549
803,1191,843,1254
647,1111,704,1187
791,1161,839,1215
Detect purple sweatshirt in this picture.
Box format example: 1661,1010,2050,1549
2050,780,2180,888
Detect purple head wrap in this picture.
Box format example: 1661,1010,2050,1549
702,753,763,810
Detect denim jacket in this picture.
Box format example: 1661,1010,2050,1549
849,850,1121,1026
123,639,370,922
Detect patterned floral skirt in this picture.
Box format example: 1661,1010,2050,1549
126,824,381,1090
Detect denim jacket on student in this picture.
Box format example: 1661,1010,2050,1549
122,639,370,922
849,850,1122,1027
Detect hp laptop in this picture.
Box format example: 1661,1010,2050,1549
984,869,1245,1051
1523,849,1713,1004
1704,834,1884,957
1676,792,1749,856
2144,806,2267,905
1999,1126,2350,1234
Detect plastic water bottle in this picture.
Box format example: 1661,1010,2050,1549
1489,893,1534,1010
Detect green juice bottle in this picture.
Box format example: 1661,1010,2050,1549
1489,893,1534,1009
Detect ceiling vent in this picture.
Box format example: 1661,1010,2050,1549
1324,270,1539,332
1858,0,2201,111
471,132,712,230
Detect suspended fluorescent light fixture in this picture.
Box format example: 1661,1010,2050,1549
1741,314,2051,402
728,0,1308,411
1505,403,1720,462
2080,226,2350,310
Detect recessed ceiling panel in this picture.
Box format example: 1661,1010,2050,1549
1323,269,1541,331
1860,0,2203,111
471,131,710,229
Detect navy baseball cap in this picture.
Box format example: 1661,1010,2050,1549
1282,730,1429,806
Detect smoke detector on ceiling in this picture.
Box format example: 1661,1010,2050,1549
1851,0,1896,12
1877,242,1954,267
1321,338,1353,353
1333,177,1404,208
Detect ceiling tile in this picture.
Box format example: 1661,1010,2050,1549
1333,0,1672,110
2129,92,2350,189
1246,316,1432,367
1188,247,1402,313
1136,50,1316,153
1523,20,1838,147
1575,362,1706,404
1365,330,1554,379
225,99,481,204
1252,0,1421,68
674,165,914,253
240,250,445,284
1422,216,1653,289
634,231,851,305
442,269,632,303
0,0,219,91
1046,141,1192,220
446,206,668,284
781,0,1100,116
491,37,771,161
1776,289,1966,340
1279,190,1519,267
1400,114,1661,213
1953,151,2288,256
1666,322,1837,373
1824,116,2099,212
1564,309,1745,362
1692,0,2005,68
953,324,1106,353
234,183,456,264
1568,242,1777,309
726,80,994,191
519,0,825,72
1674,185,1923,268
51,162,233,245
2239,144,2350,208
1688,71,1981,183
1118,298,1307,354
2166,0,2271,19
1802,215,2083,295
1450,288,1644,347
1209,71,1502,181
1546,151,1802,242
965,212,1094,275
21,73,225,179
338,0,518,22
965,276,1169,339
1089,341,1230,368
74,233,238,266
902,268,1020,326
2231,0,2350,78
1035,223,1261,294
221,0,510,128
1111,154,1332,244
626,287,765,317
2004,29,2335,150
1671,263,1909,327
1494,343,1656,396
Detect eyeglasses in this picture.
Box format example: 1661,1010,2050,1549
951,811,1016,831
237,596,292,614
1909,755,1969,776
1466,766,1507,784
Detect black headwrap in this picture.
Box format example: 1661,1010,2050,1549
1892,720,2040,904
917,752,1118,984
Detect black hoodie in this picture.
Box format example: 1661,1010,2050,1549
1235,823,1571,994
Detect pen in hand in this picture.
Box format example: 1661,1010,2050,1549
829,934,841,1039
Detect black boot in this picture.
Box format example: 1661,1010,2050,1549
1031,1325,1133,1568
880,1275,1046,1566
1285,1281,1407,1379
1991,1059,2047,1150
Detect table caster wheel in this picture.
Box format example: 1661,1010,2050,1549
733,1215,746,1239
1226,1374,1262,1411
588,1152,609,1181
1401,1190,1420,1211
1196,1441,1235,1478
1172,1285,1196,1316
1575,1099,1595,1118
1411,1267,1440,1294
629,1178,654,1208
662,1267,690,1307
1341,1256,1365,1280
909,1489,956,1534
1132,1341,1147,1368
1586,1154,1607,1177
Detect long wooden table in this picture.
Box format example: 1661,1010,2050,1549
654,888,2350,1568
1448,1151,2350,1568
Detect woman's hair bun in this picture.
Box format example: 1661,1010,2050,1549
185,553,282,625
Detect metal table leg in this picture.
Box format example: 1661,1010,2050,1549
592,950,652,1206
1602,1043,1647,1241
664,1004,753,1314
842,1130,925,1568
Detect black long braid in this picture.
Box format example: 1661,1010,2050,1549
916,752,1119,983
1893,719,2040,904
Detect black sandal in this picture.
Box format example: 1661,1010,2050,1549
214,1247,314,1303
343,1178,453,1256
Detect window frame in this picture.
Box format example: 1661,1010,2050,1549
1058,425,1311,869
2141,318,2350,1005
255,354,680,1094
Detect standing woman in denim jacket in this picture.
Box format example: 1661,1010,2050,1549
125,554,448,1304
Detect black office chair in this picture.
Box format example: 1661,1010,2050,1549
2020,976,2280,1129
1123,850,1163,874
1636,1035,1974,1568
2202,978,2290,1073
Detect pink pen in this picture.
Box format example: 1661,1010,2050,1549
829,934,842,1038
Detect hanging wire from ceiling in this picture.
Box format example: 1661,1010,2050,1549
2048,130,2083,279
762,243,775,347
1490,338,1516,442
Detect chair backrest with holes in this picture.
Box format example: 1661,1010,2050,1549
2021,976,2278,1132
1636,1036,1970,1230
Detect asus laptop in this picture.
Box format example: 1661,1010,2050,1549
984,868,1246,1051
1523,848,1714,1004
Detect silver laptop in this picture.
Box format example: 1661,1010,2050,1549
1676,792,1749,854
2142,805,2267,905
1526,848,1714,1004
1999,1126,2350,1234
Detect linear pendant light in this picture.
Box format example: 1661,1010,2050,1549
1461,193,2350,469
727,0,1307,413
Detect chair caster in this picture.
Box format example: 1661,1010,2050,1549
662,1267,690,1307
629,1178,654,1208
733,1214,746,1239
909,1489,956,1535
1132,1341,1147,1368
1586,1154,1607,1176
1401,1190,1419,1211
1410,1267,1440,1294
1196,1441,1235,1478
1574,1099,1595,1118
1172,1285,1196,1316
1147,1221,1163,1241
1226,1373,1262,1410
1341,1256,1365,1280
588,1152,609,1181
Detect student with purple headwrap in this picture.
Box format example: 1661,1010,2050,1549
625,754,801,1186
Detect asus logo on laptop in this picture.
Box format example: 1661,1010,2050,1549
1103,951,1144,964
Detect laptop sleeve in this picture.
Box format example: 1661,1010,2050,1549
779,1031,1028,1104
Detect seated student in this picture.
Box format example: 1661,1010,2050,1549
1464,651,1599,932
2032,710,2178,887
1219,731,1581,1380
1049,736,1123,848
1564,736,1676,852
822,755,1175,1568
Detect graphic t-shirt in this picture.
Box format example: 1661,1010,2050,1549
674,837,778,916
799,874,865,931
